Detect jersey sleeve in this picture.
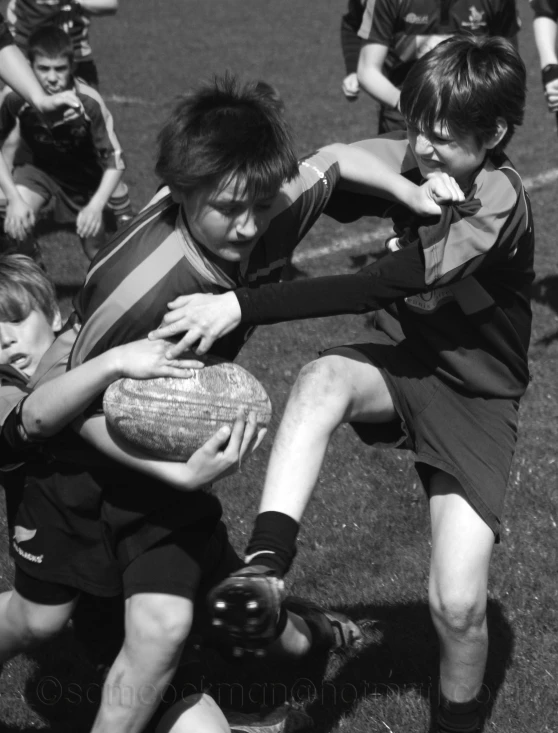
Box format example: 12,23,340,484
0,14,14,50
79,87,126,171
529,0,558,20
358,0,396,44
234,162,528,324
490,0,521,37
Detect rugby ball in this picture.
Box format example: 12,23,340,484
103,361,272,460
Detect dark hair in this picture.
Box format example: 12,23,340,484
27,25,74,67
155,74,298,199
0,254,58,325
400,35,526,153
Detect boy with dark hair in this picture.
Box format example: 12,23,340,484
0,25,126,261
30,74,461,733
151,37,532,733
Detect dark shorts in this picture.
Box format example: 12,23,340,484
13,164,93,224
323,333,520,540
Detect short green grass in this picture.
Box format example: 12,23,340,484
1,1,557,731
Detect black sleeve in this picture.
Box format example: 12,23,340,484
236,241,428,325
0,16,14,52
0,398,44,469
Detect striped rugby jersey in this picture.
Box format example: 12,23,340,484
0,13,14,49
358,0,520,88
29,149,340,391
235,135,534,399
7,0,92,60
0,78,125,198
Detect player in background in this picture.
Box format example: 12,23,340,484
0,25,126,261
340,0,366,101
0,252,262,681
356,0,520,133
30,74,463,733
151,37,532,733
531,0,558,117
0,10,80,112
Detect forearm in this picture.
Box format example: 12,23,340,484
88,167,123,209
321,142,417,204
76,415,202,490
236,242,427,325
75,0,118,15
533,17,558,66
0,151,20,201
0,45,49,108
357,52,400,109
22,349,123,438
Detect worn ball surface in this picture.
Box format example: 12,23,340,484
103,361,272,460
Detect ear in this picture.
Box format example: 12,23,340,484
485,117,508,150
51,307,62,333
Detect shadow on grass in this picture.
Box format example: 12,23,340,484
3,599,513,733
531,274,558,347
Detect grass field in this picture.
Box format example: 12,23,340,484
0,1,557,731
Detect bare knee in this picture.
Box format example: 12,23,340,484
126,595,193,652
429,587,487,638
293,356,353,413
15,600,73,646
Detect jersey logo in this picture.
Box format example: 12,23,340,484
404,287,454,313
404,13,429,24
461,6,487,31
13,526,37,543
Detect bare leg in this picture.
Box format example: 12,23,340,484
428,471,495,703
90,593,193,733
258,350,396,521
155,693,229,733
0,589,76,663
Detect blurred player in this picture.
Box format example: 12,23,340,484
340,0,366,100
0,25,126,260
531,0,558,116
151,37,531,733
356,0,520,132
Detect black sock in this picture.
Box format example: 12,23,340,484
437,695,481,733
244,511,300,577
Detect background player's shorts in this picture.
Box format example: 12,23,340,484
323,331,520,540
13,164,92,224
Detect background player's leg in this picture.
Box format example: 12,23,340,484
91,592,193,733
0,589,77,663
428,471,494,730
258,350,396,522
155,693,229,733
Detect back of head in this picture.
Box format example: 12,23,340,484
27,24,74,66
0,254,58,325
400,35,526,153
155,74,299,199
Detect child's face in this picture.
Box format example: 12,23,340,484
176,176,279,263
408,122,491,185
0,309,59,378
32,54,72,95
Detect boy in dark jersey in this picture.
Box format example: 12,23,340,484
0,253,257,666
151,38,532,733
30,75,461,733
0,25,126,260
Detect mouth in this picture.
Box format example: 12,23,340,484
419,157,442,170
9,353,31,371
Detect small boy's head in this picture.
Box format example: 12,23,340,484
27,25,74,95
155,74,298,264
0,255,61,378
400,36,526,183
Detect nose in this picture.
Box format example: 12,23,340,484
414,132,434,156
46,69,58,83
0,323,17,349
235,208,258,239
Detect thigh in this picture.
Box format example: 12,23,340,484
320,347,397,423
428,471,494,606
155,693,228,733
7,588,77,635
15,184,47,215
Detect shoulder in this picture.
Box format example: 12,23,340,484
473,156,526,213
75,81,112,115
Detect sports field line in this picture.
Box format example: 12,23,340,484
294,167,558,264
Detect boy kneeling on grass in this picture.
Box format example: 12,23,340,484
151,37,533,733
0,24,126,261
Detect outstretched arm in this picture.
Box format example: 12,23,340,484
75,0,118,14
